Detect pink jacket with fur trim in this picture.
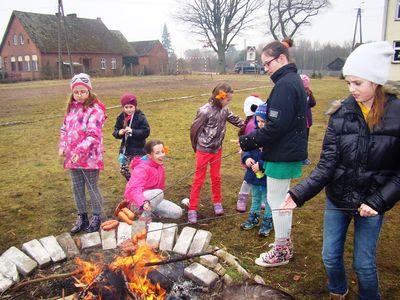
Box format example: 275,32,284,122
124,156,165,207
59,100,106,169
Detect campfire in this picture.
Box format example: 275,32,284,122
73,233,167,300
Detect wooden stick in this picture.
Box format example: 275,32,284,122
12,270,81,291
144,249,218,267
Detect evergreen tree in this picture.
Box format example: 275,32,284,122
162,24,175,57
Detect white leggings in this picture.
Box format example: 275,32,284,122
266,177,292,243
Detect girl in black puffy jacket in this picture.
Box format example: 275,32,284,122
283,42,398,300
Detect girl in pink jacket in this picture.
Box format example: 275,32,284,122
59,73,106,234
124,140,183,223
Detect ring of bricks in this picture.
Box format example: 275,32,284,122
0,220,266,295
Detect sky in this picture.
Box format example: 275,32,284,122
0,0,385,57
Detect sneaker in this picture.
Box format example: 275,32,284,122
86,214,101,233
255,244,291,267
302,159,311,165
70,213,89,234
236,193,248,212
188,210,197,224
213,203,224,216
258,217,273,237
260,239,293,259
240,212,260,230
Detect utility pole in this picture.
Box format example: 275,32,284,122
58,0,74,76
352,6,363,50
57,7,62,79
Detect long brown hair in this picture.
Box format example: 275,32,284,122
367,85,385,130
262,37,293,60
210,82,234,108
65,90,99,114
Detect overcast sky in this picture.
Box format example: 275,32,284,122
0,0,385,56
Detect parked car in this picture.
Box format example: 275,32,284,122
234,61,265,74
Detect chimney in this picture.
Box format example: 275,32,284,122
67,13,77,18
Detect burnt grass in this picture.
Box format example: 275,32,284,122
0,74,399,299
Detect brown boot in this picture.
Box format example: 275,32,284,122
329,289,349,300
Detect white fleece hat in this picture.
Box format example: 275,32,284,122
342,41,394,85
70,73,92,90
243,95,264,117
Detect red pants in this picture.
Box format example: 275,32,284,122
189,150,222,210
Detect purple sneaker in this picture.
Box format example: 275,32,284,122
213,203,224,216
236,193,248,212
188,210,197,224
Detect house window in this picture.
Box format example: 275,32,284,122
13,34,17,45
111,58,116,69
24,55,30,71
19,33,24,45
11,57,16,71
101,58,106,69
397,0,400,20
32,55,38,71
393,41,400,63
17,56,23,71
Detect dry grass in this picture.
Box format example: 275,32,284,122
0,74,399,299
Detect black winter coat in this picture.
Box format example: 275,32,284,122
239,63,308,162
289,92,400,214
112,111,150,156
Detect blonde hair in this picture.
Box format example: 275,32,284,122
367,85,385,130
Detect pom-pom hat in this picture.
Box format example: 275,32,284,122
342,41,394,85
300,74,310,89
70,73,92,90
243,95,263,117
120,93,137,107
255,103,267,120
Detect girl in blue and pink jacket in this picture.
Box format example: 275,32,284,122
59,73,106,234
124,140,183,223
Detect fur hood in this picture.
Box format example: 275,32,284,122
325,81,400,116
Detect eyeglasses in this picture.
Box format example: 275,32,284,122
73,90,89,96
262,57,278,68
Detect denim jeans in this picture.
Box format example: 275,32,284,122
322,198,383,300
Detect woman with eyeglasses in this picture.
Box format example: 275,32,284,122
239,37,308,267
59,73,106,234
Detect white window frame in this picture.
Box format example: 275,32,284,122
13,34,17,45
24,55,30,71
396,0,400,20
111,57,116,70
11,56,16,71
393,41,400,63
32,55,38,71
100,58,106,69
17,56,23,71
19,33,24,45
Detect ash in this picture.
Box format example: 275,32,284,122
167,280,208,300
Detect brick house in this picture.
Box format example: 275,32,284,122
0,10,136,80
382,0,400,80
129,40,168,75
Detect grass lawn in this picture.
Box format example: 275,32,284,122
0,74,399,299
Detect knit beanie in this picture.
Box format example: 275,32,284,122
120,93,137,107
255,103,267,120
243,95,263,117
342,41,394,85
300,74,310,89
70,73,92,90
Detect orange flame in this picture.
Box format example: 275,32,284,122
74,232,166,299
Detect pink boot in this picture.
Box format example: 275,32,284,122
236,193,249,212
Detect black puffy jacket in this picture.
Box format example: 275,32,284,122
239,63,308,162
289,90,400,214
112,111,150,156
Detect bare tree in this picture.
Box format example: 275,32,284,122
267,0,330,40
175,0,263,74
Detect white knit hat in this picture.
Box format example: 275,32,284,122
342,41,394,85
243,95,264,117
70,73,92,90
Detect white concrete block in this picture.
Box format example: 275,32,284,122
184,262,219,287
187,229,212,255
22,239,51,268
2,246,38,276
146,222,163,249
39,236,67,263
117,222,132,246
159,223,178,252
80,232,101,250
173,227,196,255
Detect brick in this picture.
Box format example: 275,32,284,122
254,274,266,285
184,262,218,287
173,227,196,255
80,232,101,250
2,246,37,276
146,222,163,249
117,222,132,246
159,223,178,252
0,256,19,282
21,239,51,268
187,229,212,255
213,263,226,276
0,273,14,293
199,254,219,269
56,233,80,259
39,236,67,263
101,228,117,250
